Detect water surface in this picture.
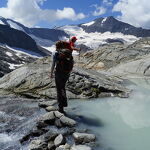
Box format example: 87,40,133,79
69,79,150,150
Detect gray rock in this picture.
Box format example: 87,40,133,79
73,132,96,144
59,143,71,149
29,139,47,150
36,120,48,129
54,134,66,147
55,148,65,150
71,145,92,150
41,130,58,142
46,106,57,112
39,112,55,124
54,111,64,118
60,116,76,127
39,100,57,108
48,141,55,150
0,56,129,99
55,118,63,127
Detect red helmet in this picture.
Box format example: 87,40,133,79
71,36,77,41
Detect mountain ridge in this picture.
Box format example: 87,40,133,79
79,16,150,37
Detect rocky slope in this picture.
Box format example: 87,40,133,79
0,56,130,99
79,38,150,71
0,45,37,77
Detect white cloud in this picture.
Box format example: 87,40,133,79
0,0,85,27
113,0,150,29
103,0,113,6
92,4,107,16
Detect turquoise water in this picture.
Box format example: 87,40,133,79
69,79,150,150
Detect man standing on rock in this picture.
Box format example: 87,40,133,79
50,36,80,114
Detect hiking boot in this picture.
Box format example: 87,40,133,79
59,106,67,115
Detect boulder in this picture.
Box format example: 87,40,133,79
46,106,57,112
59,143,71,149
29,139,47,150
39,112,55,124
73,132,96,144
48,141,55,150
38,100,57,108
60,116,76,127
41,130,58,142
54,134,66,147
71,145,92,150
54,111,64,118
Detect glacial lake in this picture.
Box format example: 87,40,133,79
68,78,150,150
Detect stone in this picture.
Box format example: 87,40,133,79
46,106,57,112
48,141,55,150
54,111,64,118
71,145,92,150
36,120,48,129
29,139,47,150
40,112,55,124
73,132,96,144
39,100,57,108
41,130,58,142
59,143,71,149
55,118,63,127
60,116,76,127
54,134,66,147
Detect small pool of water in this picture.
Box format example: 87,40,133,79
69,79,150,150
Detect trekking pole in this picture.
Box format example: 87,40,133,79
78,47,81,68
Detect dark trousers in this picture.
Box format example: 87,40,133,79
55,71,70,108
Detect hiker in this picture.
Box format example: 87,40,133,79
50,36,80,114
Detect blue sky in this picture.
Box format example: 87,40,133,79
0,0,150,29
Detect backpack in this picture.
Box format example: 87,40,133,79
56,49,74,73
55,40,69,50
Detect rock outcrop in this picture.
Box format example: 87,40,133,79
0,56,130,99
0,45,37,77
80,38,150,71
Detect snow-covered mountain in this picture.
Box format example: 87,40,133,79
57,16,150,50
1,16,150,54
0,17,68,47
80,16,150,37
59,24,138,50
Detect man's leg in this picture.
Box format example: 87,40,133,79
55,72,69,113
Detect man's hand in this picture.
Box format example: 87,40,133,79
49,72,54,78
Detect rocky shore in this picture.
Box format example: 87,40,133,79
19,100,97,150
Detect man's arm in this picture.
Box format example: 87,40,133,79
50,52,57,78
71,46,80,51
